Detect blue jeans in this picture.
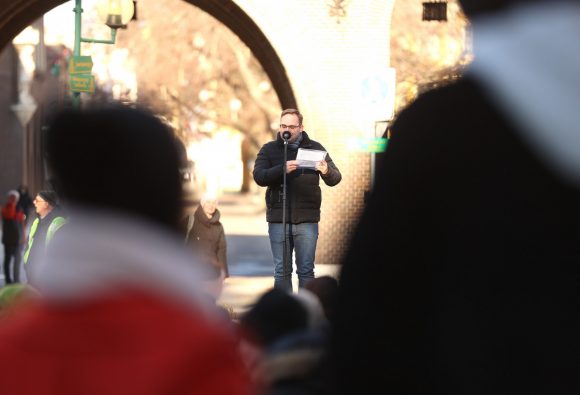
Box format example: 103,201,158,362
268,222,318,292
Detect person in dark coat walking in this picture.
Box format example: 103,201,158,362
253,108,341,291
186,195,228,277
1,190,25,284
16,185,33,225
332,0,580,394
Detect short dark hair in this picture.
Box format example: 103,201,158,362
44,104,183,232
37,190,58,207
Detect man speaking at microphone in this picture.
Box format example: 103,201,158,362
253,108,341,292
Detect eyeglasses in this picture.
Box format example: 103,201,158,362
279,124,301,131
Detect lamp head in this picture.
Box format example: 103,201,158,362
97,0,135,29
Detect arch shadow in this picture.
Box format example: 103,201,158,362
0,0,297,109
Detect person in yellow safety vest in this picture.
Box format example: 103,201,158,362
23,191,66,285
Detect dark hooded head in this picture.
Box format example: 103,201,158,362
239,288,308,347
459,0,553,17
44,105,183,233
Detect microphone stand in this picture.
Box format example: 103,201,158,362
282,136,289,288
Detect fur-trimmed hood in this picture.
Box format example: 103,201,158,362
34,208,212,312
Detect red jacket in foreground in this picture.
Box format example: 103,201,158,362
0,210,255,395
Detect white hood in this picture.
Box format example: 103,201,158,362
34,208,210,310
469,2,580,184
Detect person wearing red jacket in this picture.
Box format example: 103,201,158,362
0,105,255,395
1,190,25,284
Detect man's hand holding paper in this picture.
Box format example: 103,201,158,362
296,148,327,169
315,160,328,175
286,160,299,174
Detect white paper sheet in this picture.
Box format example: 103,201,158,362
296,148,327,169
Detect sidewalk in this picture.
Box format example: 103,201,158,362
0,191,341,316
218,263,340,318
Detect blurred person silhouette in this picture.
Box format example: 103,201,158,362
0,105,254,395
202,259,227,302
16,185,33,225
253,109,342,292
0,284,40,318
185,194,229,278
238,288,329,395
1,190,25,284
23,190,66,285
332,0,580,394
201,261,233,323
304,275,338,324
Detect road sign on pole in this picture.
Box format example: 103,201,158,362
69,74,95,93
69,56,93,75
347,137,388,153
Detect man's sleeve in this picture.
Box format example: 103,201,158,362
252,145,283,186
321,151,342,186
315,143,341,186
217,226,227,275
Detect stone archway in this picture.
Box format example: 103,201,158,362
0,1,63,50
1,0,400,265
0,0,297,110
184,0,296,110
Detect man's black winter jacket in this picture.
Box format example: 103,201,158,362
253,131,341,223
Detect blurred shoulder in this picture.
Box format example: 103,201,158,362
391,77,494,143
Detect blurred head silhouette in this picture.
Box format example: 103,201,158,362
240,288,308,348
0,284,39,317
459,0,550,17
304,275,339,323
44,105,182,233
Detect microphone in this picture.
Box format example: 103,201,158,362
282,131,291,140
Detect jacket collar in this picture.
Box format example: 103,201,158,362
40,206,64,222
276,131,313,148
194,205,221,225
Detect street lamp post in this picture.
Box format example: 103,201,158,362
71,0,134,108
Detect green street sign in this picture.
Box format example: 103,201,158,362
69,56,93,75
348,137,388,153
69,74,95,93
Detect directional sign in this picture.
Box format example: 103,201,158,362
347,137,388,153
69,56,93,75
360,68,396,121
69,74,95,93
